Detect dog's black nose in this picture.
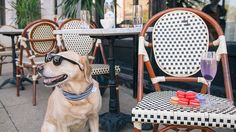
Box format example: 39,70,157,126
37,64,44,74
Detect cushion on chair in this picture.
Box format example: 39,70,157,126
132,91,236,129
91,64,120,75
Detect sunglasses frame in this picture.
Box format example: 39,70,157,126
45,53,83,71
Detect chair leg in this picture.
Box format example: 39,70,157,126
134,122,142,132
134,128,141,132
32,67,37,106
16,65,21,96
0,56,3,76
153,124,159,132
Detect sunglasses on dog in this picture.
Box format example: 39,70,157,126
45,53,83,71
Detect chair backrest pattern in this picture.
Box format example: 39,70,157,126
60,19,95,55
137,8,233,101
152,11,209,77
29,22,56,55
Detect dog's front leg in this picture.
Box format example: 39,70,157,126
41,122,57,132
57,122,70,132
88,113,99,132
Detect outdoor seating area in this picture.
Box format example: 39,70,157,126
0,0,236,132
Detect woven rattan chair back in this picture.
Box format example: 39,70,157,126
28,22,57,56
59,19,96,55
152,10,209,77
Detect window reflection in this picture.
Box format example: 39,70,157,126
225,0,236,41
116,0,149,28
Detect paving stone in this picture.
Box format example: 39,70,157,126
6,99,47,132
0,108,17,132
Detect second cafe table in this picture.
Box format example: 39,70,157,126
54,27,152,131
0,29,32,90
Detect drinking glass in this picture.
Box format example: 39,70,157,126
132,5,143,28
200,51,217,109
80,10,90,29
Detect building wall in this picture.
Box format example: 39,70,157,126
41,0,55,20
4,0,57,27
5,0,16,26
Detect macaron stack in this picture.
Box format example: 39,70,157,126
170,90,201,107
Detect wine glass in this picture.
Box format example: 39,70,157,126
132,5,143,28
200,51,217,109
80,10,90,29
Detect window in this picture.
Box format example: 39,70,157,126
225,0,236,41
166,0,236,42
116,0,149,27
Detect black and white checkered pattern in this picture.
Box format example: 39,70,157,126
91,64,120,75
132,91,236,129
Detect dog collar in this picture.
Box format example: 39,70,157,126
61,84,96,101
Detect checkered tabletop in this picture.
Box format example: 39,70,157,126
132,91,236,129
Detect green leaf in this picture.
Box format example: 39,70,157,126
11,0,41,28
58,0,103,19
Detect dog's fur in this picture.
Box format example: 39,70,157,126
39,51,102,132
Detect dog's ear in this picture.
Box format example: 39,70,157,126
80,56,92,82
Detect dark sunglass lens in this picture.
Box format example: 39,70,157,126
53,56,62,66
45,54,53,62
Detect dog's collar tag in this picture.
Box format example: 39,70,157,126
91,86,96,92
61,84,94,101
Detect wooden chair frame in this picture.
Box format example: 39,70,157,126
16,19,58,106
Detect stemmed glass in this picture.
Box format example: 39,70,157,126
80,10,90,29
200,51,217,109
132,5,143,28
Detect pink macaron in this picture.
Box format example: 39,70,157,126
176,91,186,98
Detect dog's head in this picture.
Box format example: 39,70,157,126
38,51,92,87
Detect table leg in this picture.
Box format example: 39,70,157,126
0,36,16,89
99,38,131,132
133,35,138,98
0,35,31,89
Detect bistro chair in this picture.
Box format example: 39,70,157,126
132,8,235,131
0,25,20,75
58,19,120,94
16,19,58,106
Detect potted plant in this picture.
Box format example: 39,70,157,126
11,0,41,28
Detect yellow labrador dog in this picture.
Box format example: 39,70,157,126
38,51,102,132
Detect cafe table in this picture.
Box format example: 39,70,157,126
0,29,22,89
0,29,32,90
54,27,152,131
